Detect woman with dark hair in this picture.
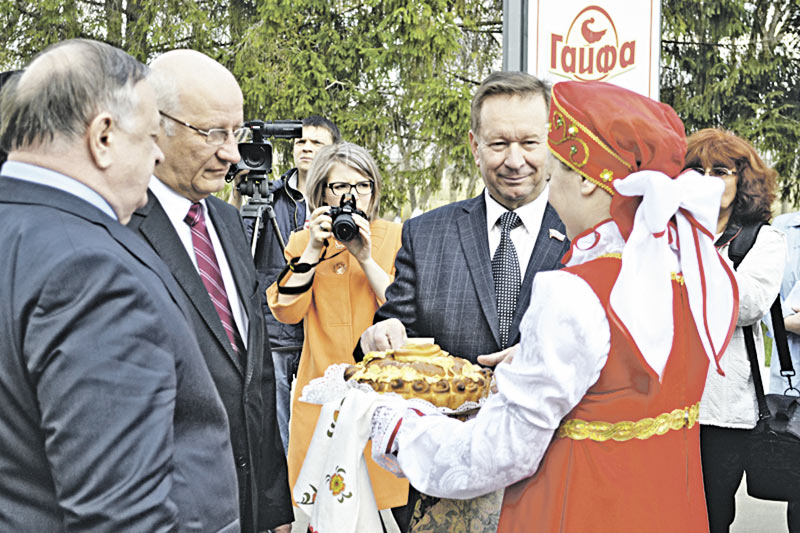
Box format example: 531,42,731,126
689,128,787,532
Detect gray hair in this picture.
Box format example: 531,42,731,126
471,71,551,136
306,141,383,220
0,39,148,152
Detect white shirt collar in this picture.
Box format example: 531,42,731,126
149,175,207,225
484,185,549,233
2,160,117,220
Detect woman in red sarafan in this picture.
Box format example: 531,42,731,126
370,80,738,533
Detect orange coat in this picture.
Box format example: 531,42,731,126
266,219,408,510
499,257,710,532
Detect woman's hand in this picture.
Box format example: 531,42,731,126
305,206,333,256
343,213,372,264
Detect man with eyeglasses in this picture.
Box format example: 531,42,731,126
127,49,292,533
248,116,340,458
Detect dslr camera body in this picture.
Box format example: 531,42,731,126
329,194,367,242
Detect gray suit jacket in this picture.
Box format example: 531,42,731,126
375,193,570,362
0,178,239,532
128,191,292,532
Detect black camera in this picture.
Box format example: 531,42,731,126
329,194,367,242
226,119,303,197
226,119,302,256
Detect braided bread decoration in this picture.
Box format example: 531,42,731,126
344,343,493,409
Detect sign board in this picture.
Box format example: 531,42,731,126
527,1,662,99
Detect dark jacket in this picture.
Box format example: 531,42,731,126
0,178,240,532
128,192,293,532
375,193,570,362
251,168,307,350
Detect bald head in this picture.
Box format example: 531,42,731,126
1,39,148,153
148,50,244,202
149,50,242,124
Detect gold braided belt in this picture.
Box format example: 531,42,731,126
556,402,700,442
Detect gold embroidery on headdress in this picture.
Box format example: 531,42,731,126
549,110,589,168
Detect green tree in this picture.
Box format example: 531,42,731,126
661,0,800,204
231,0,502,217
1,0,502,218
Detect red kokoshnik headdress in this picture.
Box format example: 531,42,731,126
548,80,738,379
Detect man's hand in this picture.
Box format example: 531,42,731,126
360,318,407,352
477,344,518,367
268,524,291,533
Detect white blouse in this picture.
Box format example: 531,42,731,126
699,225,786,429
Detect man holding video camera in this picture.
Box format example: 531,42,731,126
126,49,292,533
251,115,341,455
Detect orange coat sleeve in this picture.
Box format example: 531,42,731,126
266,229,314,325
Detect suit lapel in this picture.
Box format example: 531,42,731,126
135,192,244,375
457,196,502,349
206,198,250,317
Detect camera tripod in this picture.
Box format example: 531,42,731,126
237,175,286,258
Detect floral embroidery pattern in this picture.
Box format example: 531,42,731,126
325,466,352,503
327,399,346,437
298,484,317,505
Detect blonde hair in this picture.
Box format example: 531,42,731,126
306,141,382,220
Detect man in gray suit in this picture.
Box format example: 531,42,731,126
361,71,569,362
127,50,292,533
0,39,239,531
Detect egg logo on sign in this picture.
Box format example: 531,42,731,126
549,5,636,82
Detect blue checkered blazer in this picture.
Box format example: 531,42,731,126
375,193,569,363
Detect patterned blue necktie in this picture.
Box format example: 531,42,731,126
491,211,523,348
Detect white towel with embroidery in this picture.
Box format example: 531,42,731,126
294,388,383,533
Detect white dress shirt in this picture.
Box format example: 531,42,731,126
484,186,550,277
149,176,248,347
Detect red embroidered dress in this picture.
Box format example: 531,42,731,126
499,254,711,532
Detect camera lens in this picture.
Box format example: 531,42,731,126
332,215,358,242
242,145,268,168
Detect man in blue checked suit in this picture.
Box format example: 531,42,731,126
361,71,569,364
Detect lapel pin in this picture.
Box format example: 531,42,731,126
549,228,566,242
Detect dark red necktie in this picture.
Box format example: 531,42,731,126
184,202,244,356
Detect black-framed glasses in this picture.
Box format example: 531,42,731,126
326,181,374,196
688,166,737,178
159,111,249,146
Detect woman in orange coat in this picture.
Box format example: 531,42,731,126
266,142,408,518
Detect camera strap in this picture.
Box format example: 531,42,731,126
276,241,345,294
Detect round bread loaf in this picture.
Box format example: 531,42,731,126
344,343,493,409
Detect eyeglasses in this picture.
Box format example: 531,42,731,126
688,166,737,178
326,181,374,196
159,111,249,146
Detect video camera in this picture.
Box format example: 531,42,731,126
227,119,303,197
226,119,303,256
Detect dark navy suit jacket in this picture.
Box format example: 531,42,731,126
0,178,239,532
375,193,570,362
128,191,292,532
